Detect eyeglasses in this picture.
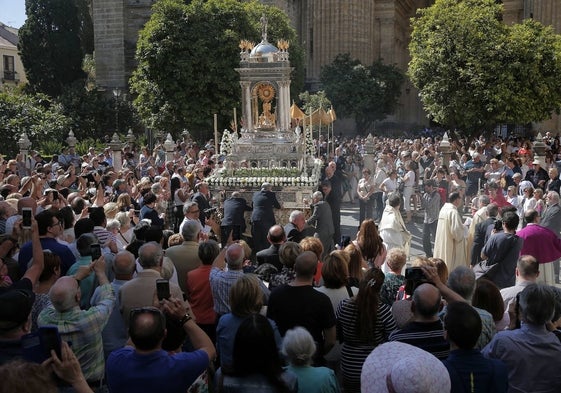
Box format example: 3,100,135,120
189,210,200,214
129,306,165,324
50,221,63,228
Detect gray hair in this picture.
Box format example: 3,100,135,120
115,212,130,228
113,251,136,275
138,241,164,269
289,210,304,223
226,243,244,269
518,283,555,325
281,327,316,366
181,219,200,241
262,182,272,191
151,183,162,194
106,219,121,232
312,191,323,201
478,194,490,206
183,201,198,215
548,191,560,204
447,266,476,302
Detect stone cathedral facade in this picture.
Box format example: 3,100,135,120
93,0,561,132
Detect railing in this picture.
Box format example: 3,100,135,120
2,71,19,82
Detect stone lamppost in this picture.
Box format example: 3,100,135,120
362,133,376,173
66,130,77,149
163,133,176,163
18,132,31,173
532,132,547,167
108,133,123,171
439,132,452,168
126,128,135,149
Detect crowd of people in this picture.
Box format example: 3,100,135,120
1,132,561,392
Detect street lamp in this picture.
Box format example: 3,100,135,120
113,88,121,133
18,132,32,171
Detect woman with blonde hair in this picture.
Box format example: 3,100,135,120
344,243,367,287
216,274,282,372
114,212,134,248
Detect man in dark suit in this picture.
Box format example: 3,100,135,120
191,182,211,227
541,191,561,237
221,191,252,247
307,191,334,257
256,225,286,271
284,210,309,243
470,203,499,266
251,183,281,253
540,191,561,282
323,162,342,245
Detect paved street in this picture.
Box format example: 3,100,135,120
339,201,428,260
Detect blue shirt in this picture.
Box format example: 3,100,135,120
216,313,282,371
18,237,76,275
106,347,209,393
443,349,508,393
482,323,561,392
90,279,128,360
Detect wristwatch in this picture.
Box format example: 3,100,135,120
179,314,192,326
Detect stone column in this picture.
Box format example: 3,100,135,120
108,133,123,171
163,133,176,163
241,81,252,131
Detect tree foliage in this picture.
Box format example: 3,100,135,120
320,53,404,134
19,0,87,97
130,0,304,140
0,87,71,157
409,0,561,137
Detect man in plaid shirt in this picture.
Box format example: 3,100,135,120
38,255,115,389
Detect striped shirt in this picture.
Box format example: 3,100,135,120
336,299,396,392
388,320,450,360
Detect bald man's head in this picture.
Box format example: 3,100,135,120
226,243,244,270
49,276,80,312
412,283,441,319
268,225,286,244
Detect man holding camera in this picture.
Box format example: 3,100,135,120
38,254,114,388
106,297,215,393
388,283,450,360
480,211,524,289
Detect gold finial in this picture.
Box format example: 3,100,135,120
277,39,290,51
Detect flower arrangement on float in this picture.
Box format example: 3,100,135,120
206,159,323,188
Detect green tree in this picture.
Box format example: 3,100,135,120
19,0,87,97
320,53,404,134
409,0,561,137
130,0,304,139
0,87,71,157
